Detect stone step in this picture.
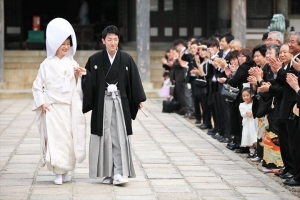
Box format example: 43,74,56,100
3,70,163,89
4,50,166,58
0,89,162,99
4,60,163,69
0,89,32,99
3,50,168,90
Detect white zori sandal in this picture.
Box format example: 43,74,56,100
102,177,112,184
113,174,128,185
62,172,69,183
54,173,69,185
54,174,62,185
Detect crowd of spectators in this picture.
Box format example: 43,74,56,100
159,31,300,186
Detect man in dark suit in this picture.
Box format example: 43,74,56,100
173,39,194,116
286,72,300,186
271,31,300,186
211,34,234,143
201,37,222,133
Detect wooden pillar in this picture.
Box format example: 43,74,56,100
231,0,246,47
0,0,4,84
136,0,150,83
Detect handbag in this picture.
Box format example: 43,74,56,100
221,84,240,101
194,77,207,97
194,78,207,87
162,99,180,113
252,96,275,118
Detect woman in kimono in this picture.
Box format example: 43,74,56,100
32,18,86,185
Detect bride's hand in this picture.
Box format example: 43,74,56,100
74,67,87,75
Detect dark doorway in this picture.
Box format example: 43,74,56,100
4,0,121,49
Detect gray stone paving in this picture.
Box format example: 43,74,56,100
0,99,299,200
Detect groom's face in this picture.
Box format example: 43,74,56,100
102,34,119,52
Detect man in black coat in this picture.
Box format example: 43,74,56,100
80,25,146,185
202,37,222,133
270,32,300,186
211,34,234,143
173,39,194,116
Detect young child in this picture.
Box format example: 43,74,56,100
158,72,172,98
239,87,258,158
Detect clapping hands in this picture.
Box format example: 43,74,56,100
247,76,257,86
286,73,300,93
292,57,300,72
248,67,263,81
268,57,282,74
257,82,271,93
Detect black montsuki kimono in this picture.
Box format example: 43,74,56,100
82,49,146,136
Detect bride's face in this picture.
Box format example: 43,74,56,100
56,38,71,58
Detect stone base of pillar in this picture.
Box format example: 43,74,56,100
142,82,154,90
0,82,7,89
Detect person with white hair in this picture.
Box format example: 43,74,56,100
266,31,284,46
32,18,87,185
229,39,242,52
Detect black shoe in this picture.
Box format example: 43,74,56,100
274,169,288,177
217,136,224,142
195,120,201,124
283,178,300,186
207,131,213,135
188,114,196,119
279,172,293,179
199,124,212,129
208,129,217,135
215,135,223,140
211,133,220,139
247,152,256,158
235,147,249,154
220,137,230,143
176,110,185,115
211,133,217,139
226,142,235,148
227,144,239,150
208,128,214,133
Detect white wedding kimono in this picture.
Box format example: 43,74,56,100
32,56,86,174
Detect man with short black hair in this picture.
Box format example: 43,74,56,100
201,37,222,134
81,25,146,185
173,39,194,117
213,34,234,143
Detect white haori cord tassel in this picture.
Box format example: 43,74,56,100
107,82,148,117
107,82,118,99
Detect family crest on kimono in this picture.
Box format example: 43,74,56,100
80,25,146,185
32,18,87,185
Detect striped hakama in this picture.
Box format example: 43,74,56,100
89,91,136,178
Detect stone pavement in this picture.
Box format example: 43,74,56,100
0,98,299,200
